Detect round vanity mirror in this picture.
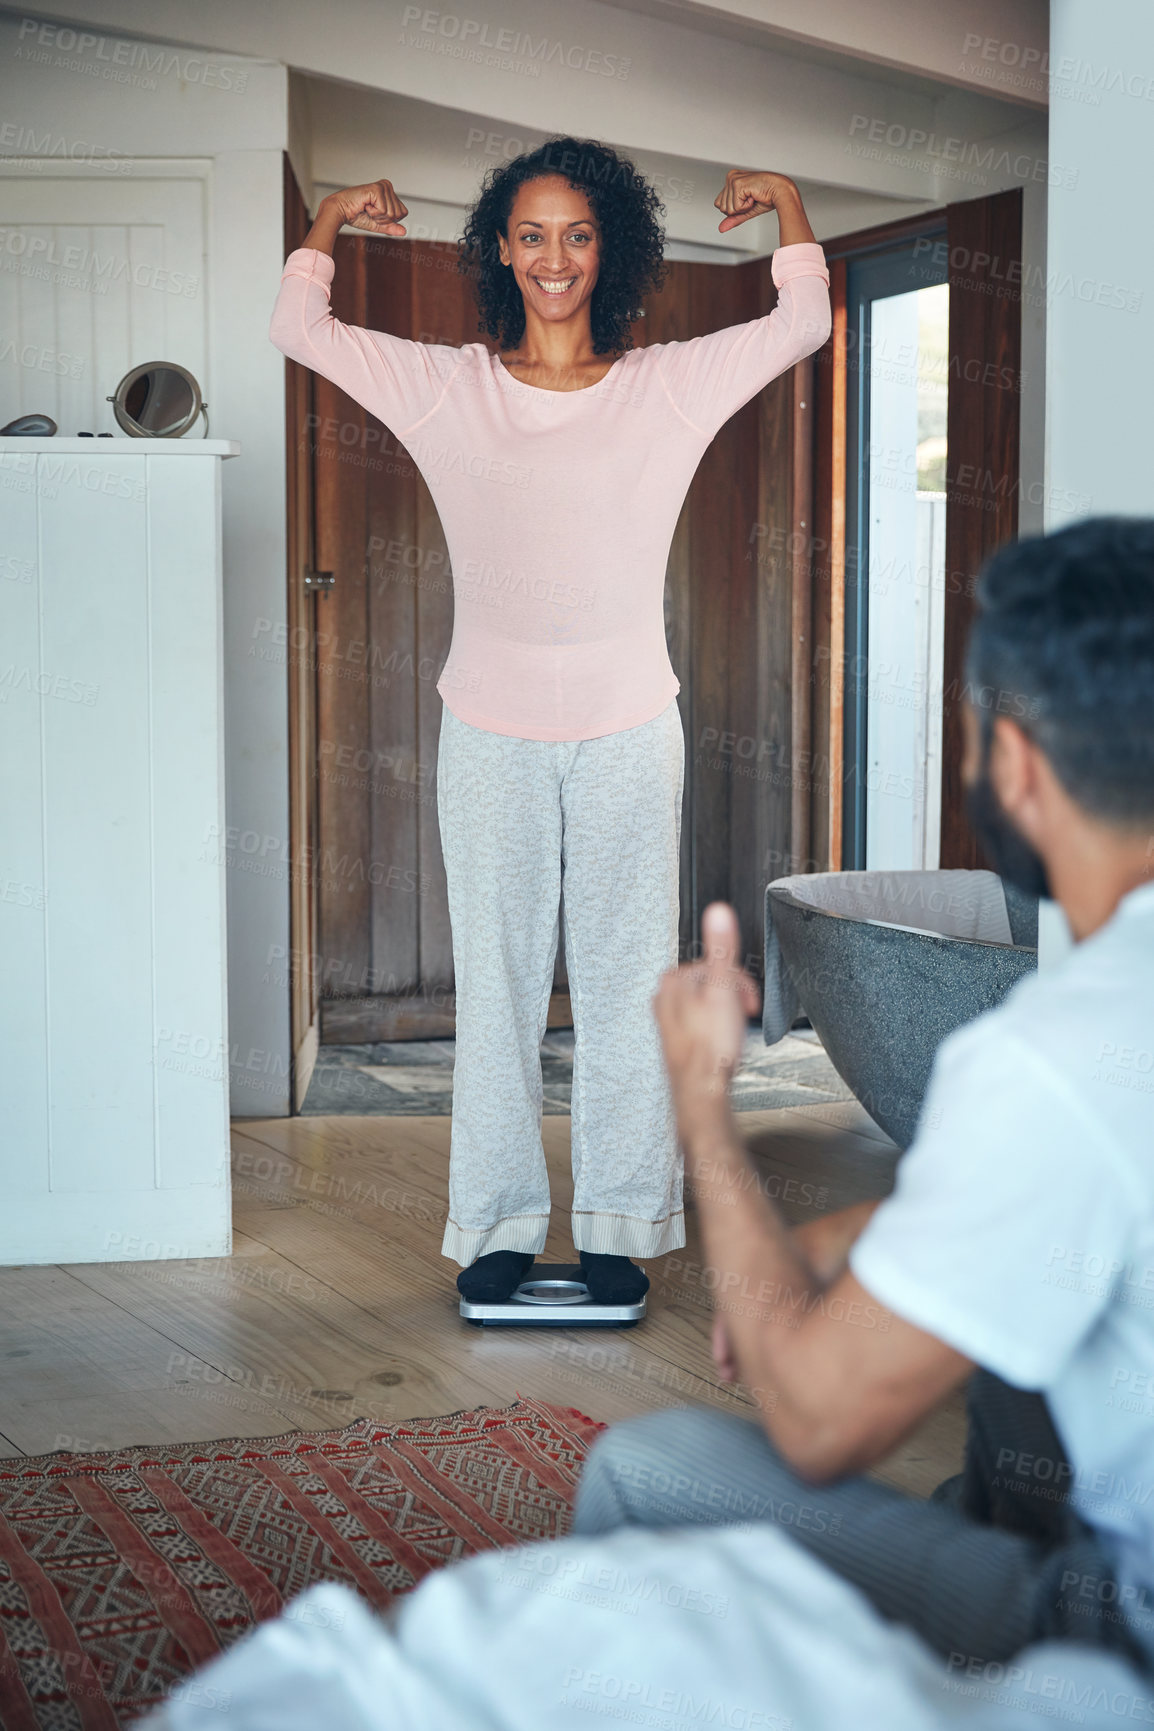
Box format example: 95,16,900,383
106,362,208,438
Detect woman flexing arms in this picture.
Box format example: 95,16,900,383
269,137,830,1305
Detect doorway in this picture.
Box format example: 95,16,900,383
843,230,949,871
824,191,1024,874
283,176,1024,1091
288,222,812,1063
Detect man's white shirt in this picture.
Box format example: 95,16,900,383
851,881,1154,1591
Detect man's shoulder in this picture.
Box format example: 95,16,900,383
929,895,1154,1158
957,890,1151,1043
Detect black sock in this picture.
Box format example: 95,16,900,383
456,1250,535,1302
577,1251,649,1304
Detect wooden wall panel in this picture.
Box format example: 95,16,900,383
789,354,815,873
688,259,762,962
408,241,472,992
755,290,799,905
282,155,321,1108
941,189,1023,867
827,263,848,875
363,237,420,996
314,242,373,1005
808,256,847,872
721,256,769,975
686,262,736,924
639,273,695,962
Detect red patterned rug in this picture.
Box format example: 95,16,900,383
0,1396,605,1726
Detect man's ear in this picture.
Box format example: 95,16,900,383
960,700,981,784
989,715,1039,817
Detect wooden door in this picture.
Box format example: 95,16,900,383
809,255,849,873
940,189,1023,868
310,234,546,1043
282,157,322,1104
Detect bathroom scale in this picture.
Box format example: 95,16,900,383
459,1262,646,1327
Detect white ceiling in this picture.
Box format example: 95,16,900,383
2,0,1051,259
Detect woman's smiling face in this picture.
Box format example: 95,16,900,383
496,175,603,325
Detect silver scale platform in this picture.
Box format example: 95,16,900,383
459,1262,646,1326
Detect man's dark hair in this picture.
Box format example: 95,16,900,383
456,135,669,355
966,516,1154,824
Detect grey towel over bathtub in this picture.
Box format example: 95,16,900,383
762,895,800,1046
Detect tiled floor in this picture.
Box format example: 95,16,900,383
301,1022,856,1116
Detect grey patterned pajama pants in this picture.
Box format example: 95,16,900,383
572,1371,1154,1672
435,697,686,1266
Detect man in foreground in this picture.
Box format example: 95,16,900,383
574,514,1154,1672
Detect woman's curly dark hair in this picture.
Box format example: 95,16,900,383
456,136,669,356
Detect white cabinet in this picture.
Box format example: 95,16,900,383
1,437,240,1263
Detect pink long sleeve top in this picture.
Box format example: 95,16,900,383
269,241,832,741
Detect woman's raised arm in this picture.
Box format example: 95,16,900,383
650,172,830,443
269,180,456,441
301,181,410,256
714,168,816,247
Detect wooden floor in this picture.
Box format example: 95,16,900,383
0,1102,965,1498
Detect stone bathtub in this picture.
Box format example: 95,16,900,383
763,869,1038,1148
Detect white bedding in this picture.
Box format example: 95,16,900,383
141,1519,1154,1731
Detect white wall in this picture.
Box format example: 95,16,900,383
11,0,1047,222
1036,0,1153,972
0,12,294,1115
297,76,920,265
1045,0,1154,526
